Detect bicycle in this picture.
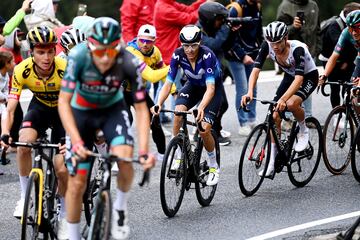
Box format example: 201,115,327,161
159,108,220,217
349,87,360,183
238,98,322,197
13,138,62,240
319,81,360,175
72,152,150,240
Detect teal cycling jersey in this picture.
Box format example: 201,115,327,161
62,43,146,110
334,27,360,55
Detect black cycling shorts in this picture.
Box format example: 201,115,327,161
175,81,222,125
72,100,134,150
21,97,65,144
273,70,319,102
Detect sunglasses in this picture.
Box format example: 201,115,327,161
349,26,360,34
182,42,200,50
138,38,155,44
91,47,119,58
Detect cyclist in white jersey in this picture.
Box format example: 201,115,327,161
241,21,319,177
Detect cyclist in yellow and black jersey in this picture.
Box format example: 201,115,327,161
10,55,65,107
0,26,69,239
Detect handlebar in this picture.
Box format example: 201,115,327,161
317,80,355,97
159,108,205,132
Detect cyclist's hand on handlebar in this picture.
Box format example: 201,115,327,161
0,134,12,147
58,143,66,156
275,98,287,112
139,153,156,171
241,94,252,108
71,140,91,160
150,104,161,116
196,107,204,123
318,75,327,86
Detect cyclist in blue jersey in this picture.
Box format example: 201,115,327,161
152,25,222,186
58,17,155,240
320,10,360,86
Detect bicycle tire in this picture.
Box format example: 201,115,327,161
238,124,270,197
88,190,112,240
288,117,322,187
351,127,360,183
322,105,354,175
160,136,186,217
21,172,40,240
44,165,59,240
195,131,220,206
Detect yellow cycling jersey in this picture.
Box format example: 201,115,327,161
10,56,66,107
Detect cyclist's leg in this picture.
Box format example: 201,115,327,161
65,109,95,240
14,102,43,218
101,103,136,239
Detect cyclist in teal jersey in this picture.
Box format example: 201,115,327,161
58,17,155,240
320,10,360,85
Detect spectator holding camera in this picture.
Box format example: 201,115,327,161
226,0,263,136
277,0,321,119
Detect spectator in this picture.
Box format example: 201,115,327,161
277,0,321,119
24,0,64,31
227,0,263,135
154,0,206,66
197,2,236,145
318,2,360,108
1,0,32,37
0,51,13,166
120,0,155,44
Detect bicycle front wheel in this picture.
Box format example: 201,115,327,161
238,124,270,197
21,172,40,240
195,131,220,206
322,106,353,175
288,117,322,187
88,190,112,240
351,126,360,183
160,136,186,217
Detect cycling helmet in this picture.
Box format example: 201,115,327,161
88,17,120,45
27,26,58,49
60,28,86,51
179,25,202,44
198,2,228,25
346,10,360,27
264,21,288,43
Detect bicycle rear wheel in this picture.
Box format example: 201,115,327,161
238,124,270,197
88,190,112,240
195,131,220,206
288,117,322,187
160,136,186,217
351,127,360,183
322,106,353,175
21,172,40,240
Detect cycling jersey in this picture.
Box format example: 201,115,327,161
166,45,221,87
335,27,360,55
61,42,146,110
10,56,66,107
255,40,317,76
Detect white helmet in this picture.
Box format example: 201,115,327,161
179,25,202,44
264,21,288,43
60,28,86,51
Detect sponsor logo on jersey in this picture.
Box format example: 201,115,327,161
22,66,31,79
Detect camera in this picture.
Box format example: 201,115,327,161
296,10,305,25
77,4,87,16
226,17,256,27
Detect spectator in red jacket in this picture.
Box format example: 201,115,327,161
154,0,206,65
120,0,156,44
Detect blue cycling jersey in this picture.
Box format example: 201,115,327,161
166,45,221,87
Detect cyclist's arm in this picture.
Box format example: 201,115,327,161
323,51,340,77
280,47,305,101
134,101,150,154
198,83,215,111
156,81,172,106
1,98,17,135
247,67,261,97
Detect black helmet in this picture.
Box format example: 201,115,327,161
265,21,288,43
198,2,228,25
179,25,202,44
27,25,58,49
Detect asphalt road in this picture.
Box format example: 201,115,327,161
0,72,359,240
